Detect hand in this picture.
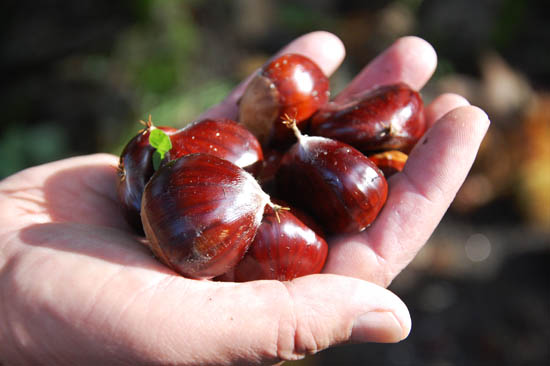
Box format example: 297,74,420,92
0,32,489,365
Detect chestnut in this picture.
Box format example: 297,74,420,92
238,53,330,148
309,83,425,153
140,153,275,279
220,204,328,282
276,117,388,234
368,150,408,178
117,118,176,232
168,118,264,175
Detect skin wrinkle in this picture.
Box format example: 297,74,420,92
79,266,128,332
154,281,237,365
400,167,444,208
282,276,365,358
139,276,181,361
0,230,22,269
0,191,50,226
340,230,393,286
81,168,120,212
281,280,314,360
361,239,394,287
0,253,18,361
0,251,45,364
118,277,188,364
227,279,296,363
378,197,425,285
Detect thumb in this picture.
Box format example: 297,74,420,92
141,274,411,365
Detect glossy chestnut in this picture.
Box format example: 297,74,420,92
238,53,330,148
169,118,264,175
276,118,388,234
220,204,328,282
117,120,176,232
141,153,272,279
368,150,408,178
310,83,425,153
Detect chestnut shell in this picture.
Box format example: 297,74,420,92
238,53,330,148
277,136,388,234
141,153,270,279
368,150,408,178
168,118,264,175
222,205,328,282
117,126,176,232
309,83,425,153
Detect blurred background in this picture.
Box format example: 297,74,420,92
1,0,548,364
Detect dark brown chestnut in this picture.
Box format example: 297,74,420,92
238,53,330,148
220,204,328,282
140,153,275,279
368,150,408,178
276,117,388,234
117,117,176,232
309,83,425,153
168,118,264,175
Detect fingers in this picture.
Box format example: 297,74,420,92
133,275,410,364
324,105,490,286
334,36,437,102
199,31,345,120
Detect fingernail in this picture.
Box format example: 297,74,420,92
351,311,406,343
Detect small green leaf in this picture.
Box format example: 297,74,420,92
149,128,172,153
149,128,172,170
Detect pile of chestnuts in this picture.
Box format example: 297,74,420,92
117,53,425,281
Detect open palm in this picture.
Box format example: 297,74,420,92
0,32,489,365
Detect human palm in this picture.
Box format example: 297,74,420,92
0,32,489,365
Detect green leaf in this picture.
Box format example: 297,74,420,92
149,128,172,170
149,128,172,152
152,150,162,171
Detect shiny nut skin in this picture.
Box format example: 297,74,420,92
277,131,388,234
221,205,328,282
368,150,408,178
310,83,425,153
169,118,264,175
141,154,271,279
238,53,330,148
117,125,176,233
